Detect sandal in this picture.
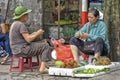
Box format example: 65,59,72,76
0,55,9,65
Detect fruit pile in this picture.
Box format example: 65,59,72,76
61,59,78,68
55,59,78,68
95,57,111,65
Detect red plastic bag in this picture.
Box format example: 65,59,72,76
51,38,74,61
82,53,89,62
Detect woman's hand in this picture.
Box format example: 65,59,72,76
75,32,83,38
92,58,97,64
81,33,89,39
22,29,44,43
59,38,65,43
38,29,44,35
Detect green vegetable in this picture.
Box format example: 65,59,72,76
55,61,64,67
74,68,110,74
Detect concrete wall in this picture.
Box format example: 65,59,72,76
6,0,43,28
0,0,8,19
4,0,43,41
103,0,120,61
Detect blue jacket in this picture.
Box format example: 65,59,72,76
76,20,110,53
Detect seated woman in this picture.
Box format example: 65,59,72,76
69,8,110,64
9,6,52,73
0,12,12,57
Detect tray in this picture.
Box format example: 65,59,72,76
73,62,120,77
48,62,120,77
73,66,111,77
48,67,81,76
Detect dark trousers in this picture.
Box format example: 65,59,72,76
0,33,12,56
69,37,108,56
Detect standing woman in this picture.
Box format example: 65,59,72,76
9,6,52,73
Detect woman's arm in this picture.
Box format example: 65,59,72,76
22,29,44,43
0,23,6,34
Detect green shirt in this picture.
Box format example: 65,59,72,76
76,20,110,53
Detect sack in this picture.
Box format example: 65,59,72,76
51,38,74,61
83,41,95,54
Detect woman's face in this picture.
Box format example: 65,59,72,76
21,14,29,22
24,14,29,21
88,13,98,25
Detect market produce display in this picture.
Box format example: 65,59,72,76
54,5,66,11
95,57,111,65
55,59,79,68
54,20,77,25
61,59,78,68
55,61,64,67
74,68,110,74
49,62,120,77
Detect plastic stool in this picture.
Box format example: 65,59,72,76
10,55,39,72
32,55,40,66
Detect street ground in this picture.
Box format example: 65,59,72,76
0,57,120,80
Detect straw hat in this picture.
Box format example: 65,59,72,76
13,6,32,20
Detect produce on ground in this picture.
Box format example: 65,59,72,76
55,60,64,67
55,59,79,68
95,57,111,65
73,68,110,74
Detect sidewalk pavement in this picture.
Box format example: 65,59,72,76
0,57,120,80
0,57,82,80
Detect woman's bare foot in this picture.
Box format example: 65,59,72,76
39,68,48,74
1,54,9,64
39,62,48,73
